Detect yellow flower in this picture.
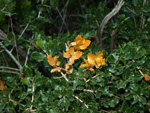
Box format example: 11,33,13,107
80,51,105,71
144,74,150,82
47,55,60,67
95,51,105,68
63,47,82,65
65,63,72,74
51,67,62,73
68,35,91,50
80,59,94,72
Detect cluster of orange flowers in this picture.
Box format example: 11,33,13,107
47,35,105,75
80,51,105,71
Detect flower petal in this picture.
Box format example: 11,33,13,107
47,55,56,67
87,52,95,65
68,57,75,65
65,63,69,70
51,67,61,73
72,51,82,59
144,74,150,82
70,42,77,46
63,52,70,58
69,47,75,55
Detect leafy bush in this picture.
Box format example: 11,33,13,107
0,0,150,112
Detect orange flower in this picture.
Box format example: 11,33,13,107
51,67,62,73
80,51,105,71
63,47,82,65
47,55,60,67
69,35,91,50
80,59,94,71
95,51,105,68
144,74,150,82
65,63,73,74
0,80,7,91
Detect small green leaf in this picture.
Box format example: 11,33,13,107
36,39,44,49
117,81,128,89
21,78,28,85
22,66,32,77
138,96,146,104
107,53,119,63
31,52,46,62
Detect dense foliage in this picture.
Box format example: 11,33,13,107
0,0,150,112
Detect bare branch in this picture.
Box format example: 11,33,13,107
0,29,7,40
96,0,125,48
0,66,20,71
0,70,20,75
73,95,88,108
1,42,22,72
60,72,69,82
19,23,29,40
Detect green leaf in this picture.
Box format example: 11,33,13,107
129,83,139,91
84,30,96,39
117,81,128,89
122,68,130,79
22,65,32,77
21,78,28,85
31,52,46,62
121,101,129,112
107,53,119,63
36,39,44,49
138,96,146,104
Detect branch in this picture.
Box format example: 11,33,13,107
86,74,100,83
0,70,20,75
132,60,144,77
96,0,125,48
0,66,20,71
73,95,88,108
1,43,22,72
0,29,7,40
60,72,69,82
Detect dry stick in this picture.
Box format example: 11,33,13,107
19,23,29,40
1,44,22,72
9,89,25,107
0,70,20,75
10,18,21,66
73,95,88,108
86,74,100,83
132,60,144,77
96,0,125,48
60,72,69,82
57,0,69,33
110,28,118,51
0,29,7,40
0,66,20,71
30,83,35,111
24,35,34,66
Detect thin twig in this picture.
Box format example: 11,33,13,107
56,0,69,33
30,83,35,110
73,95,88,108
19,23,29,40
53,76,64,79
0,66,20,71
132,60,144,77
1,42,22,72
96,0,125,47
9,89,25,107
0,70,20,75
24,35,34,66
10,18,20,65
60,72,69,82
86,74,100,83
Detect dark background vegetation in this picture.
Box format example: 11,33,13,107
0,0,150,112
